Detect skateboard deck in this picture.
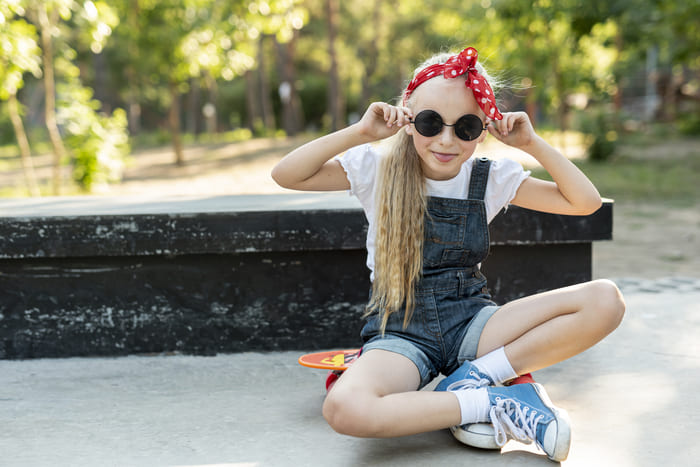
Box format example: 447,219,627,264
298,349,362,371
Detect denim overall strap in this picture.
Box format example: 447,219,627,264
360,157,498,387
468,157,491,201
420,158,492,276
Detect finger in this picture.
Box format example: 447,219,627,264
502,113,515,136
487,121,502,139
380,103,392,122
508,113,518,133
387,106,398,127
492,116,507,137
397,106,412,127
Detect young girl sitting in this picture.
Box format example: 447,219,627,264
271,46,625,462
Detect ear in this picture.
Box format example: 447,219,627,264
476,127,488,144
477,117,492,144
404,123,414,136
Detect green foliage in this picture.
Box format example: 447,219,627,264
0,106,14,145
1,0,698,193
579,107,618,162
678,114,700,136
56,81,130,191
0,16,42,99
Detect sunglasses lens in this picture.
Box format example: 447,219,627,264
412,110,485,141
455,115,484,141
414,110,443,137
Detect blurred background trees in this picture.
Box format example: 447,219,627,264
1,0,698,195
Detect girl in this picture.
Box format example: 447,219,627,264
271,46,625,462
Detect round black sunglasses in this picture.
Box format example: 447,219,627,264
409,110,487,141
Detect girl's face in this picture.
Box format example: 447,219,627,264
405,77,488,180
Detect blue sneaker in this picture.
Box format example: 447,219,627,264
487,383,571,462
450,373,537,450
436,361,496,450
435,360,493,392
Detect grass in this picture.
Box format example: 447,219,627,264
532,121,700,206
531,150,700,207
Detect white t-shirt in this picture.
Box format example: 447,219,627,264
337,143,531,280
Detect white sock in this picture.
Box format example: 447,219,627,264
454,387,491,425
472,347,517,384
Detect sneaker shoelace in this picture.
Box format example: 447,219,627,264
489,396,545,447
445,370,492,391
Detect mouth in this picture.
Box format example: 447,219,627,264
432,151,457,163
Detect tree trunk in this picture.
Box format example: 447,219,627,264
553,66,570,155
204,71,218,134
168,81,184,166
524,39,538,126
326,0,344,131
359,0,381,112
613,30,624,113
257,35,275,132
274,31,304,136
186,77,201,136
8,92,40,196
244,69,261,132
38,5,69,195
125,0,141,134
93,51,110,113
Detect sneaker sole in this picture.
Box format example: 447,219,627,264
531,383,571,462
450,423,500,450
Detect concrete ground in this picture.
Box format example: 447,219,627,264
2,277,700,467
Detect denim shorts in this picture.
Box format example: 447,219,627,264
361,269,498,389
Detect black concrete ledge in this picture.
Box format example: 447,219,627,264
0,194,369,258
0,194,611,258
0,193,612,359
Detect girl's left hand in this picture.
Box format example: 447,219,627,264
486,112,538,149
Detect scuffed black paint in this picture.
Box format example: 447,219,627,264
0,197,612,359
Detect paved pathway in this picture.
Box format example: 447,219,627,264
2,277,699,467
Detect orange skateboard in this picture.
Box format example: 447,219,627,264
298,349,362,390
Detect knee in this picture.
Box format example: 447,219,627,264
322,386,380,437
589,279,626,330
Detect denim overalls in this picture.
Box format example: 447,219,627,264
361,157,499,388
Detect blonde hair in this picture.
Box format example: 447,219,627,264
366,129,426,333
366,50,499,334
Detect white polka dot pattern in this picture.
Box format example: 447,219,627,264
403,47,503,121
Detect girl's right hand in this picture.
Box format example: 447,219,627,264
356,102,413,141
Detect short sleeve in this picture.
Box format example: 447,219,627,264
336,144,379,199
484,157,530,222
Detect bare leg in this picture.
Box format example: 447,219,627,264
476,279,626,375
323,279,624,439
323,349,461,437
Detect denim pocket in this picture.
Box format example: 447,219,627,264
423,212,466,267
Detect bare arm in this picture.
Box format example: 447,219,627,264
271,103,413,192
487,112,602,215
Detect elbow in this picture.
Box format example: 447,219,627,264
587,193,603,214
270,164,292,189
578,195,603,216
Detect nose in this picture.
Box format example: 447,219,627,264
438,125,456,144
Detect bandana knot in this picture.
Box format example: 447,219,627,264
444,47,478,78
403,47,503,121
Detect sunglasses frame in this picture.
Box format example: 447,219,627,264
409,109,487,142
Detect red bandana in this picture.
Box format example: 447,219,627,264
403,47,503,121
